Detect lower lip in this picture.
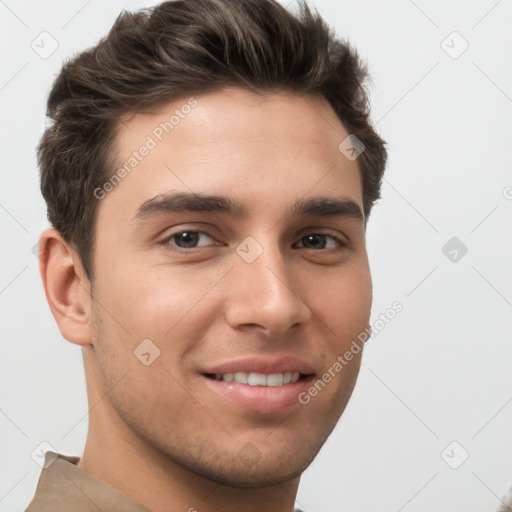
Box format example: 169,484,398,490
201,375,315,414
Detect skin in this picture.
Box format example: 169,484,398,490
39,86,372,512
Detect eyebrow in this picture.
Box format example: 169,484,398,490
132,191,364,223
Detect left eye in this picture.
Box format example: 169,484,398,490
296,233,344,250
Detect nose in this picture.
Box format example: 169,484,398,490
224,240,312,339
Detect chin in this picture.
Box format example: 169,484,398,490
168,435,328,489
190,455,308,488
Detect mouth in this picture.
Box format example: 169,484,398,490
199,357,316,414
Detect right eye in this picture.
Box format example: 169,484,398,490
159,230,218,251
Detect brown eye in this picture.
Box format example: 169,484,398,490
161,231,216,250
296,233,345,250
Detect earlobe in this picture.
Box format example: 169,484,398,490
38,227,93,347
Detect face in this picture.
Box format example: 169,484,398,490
88,86,372,487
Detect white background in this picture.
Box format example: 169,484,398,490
0,1,511,511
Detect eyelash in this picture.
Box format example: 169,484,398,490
158,230,346,252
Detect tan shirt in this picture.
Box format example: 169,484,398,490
25,451,150,511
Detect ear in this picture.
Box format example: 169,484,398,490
38,227,93,346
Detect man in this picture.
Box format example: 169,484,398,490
26,0,388,510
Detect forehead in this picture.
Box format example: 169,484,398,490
118,86,347,143
104,87,363,220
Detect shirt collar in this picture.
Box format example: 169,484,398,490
25,450,150,511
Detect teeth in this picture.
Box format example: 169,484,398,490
215,371,302,386
247,372,267,386
266,373,284,386
234,372,248,384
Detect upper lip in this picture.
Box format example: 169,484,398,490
200,355,316,376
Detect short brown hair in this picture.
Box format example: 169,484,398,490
38,0,387,281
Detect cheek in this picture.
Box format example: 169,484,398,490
94,263,187,338
312,263,372,339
